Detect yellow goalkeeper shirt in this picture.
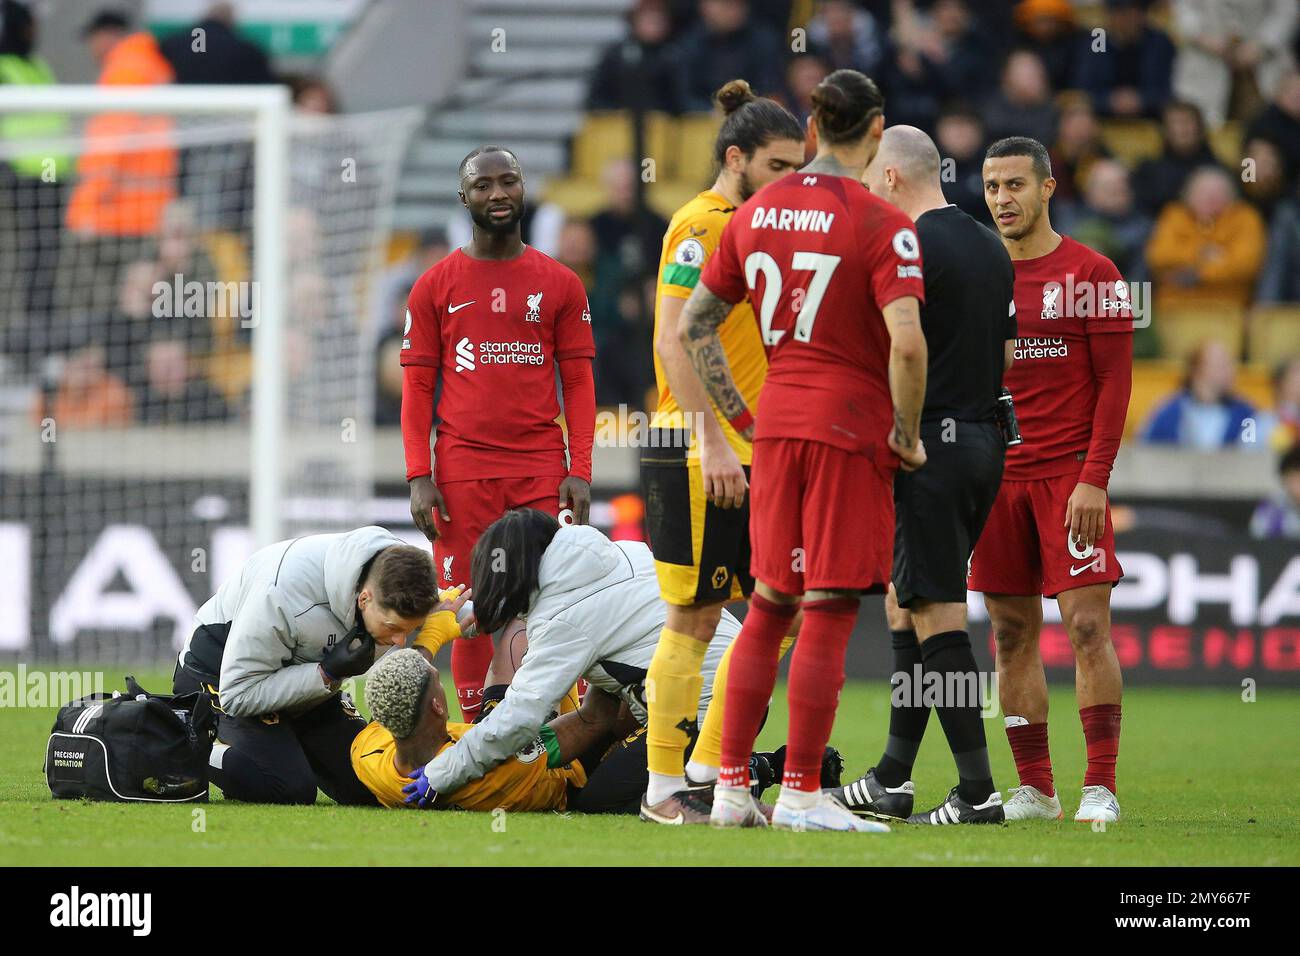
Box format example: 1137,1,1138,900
650,189,767,464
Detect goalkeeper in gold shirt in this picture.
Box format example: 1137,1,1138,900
640,79,806,823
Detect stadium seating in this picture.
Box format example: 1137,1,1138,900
1248,305,1300,367
1208,121,1245,169
673,112,723,188
569,111,678,180
1126,360,1184,437
198,230,252,403
1236,364,1277,409
1127,359,1278,437
1153,303,1246,361
547,110,720,219
1098,118,1162,166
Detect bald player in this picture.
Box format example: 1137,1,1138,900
832,126,1017,825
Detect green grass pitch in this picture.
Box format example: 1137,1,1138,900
2,667,1296,866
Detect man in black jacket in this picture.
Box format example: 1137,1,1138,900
158,2,273,85
836,125,1018,826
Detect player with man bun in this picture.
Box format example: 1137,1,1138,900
680,69,929,831
640,78,806,825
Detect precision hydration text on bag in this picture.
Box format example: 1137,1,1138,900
45,676,211,803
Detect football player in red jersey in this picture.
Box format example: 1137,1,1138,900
680,69,929,831
971,137,1132,824
401,146,596,721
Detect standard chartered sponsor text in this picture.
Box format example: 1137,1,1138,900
479,341,545,365
1014,337,1069,360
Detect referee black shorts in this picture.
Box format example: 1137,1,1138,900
892,418,1004,608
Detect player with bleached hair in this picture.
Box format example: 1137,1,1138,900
400,510,775,815
352,648,613,811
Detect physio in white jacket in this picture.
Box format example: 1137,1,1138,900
405,510,739,803
175,526,443,805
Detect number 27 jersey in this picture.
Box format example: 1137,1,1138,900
701,173,925,456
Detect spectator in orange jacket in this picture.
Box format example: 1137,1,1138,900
65,10,176,239
34,344,134,428
1145,165,1268,309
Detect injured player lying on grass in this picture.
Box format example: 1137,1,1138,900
396,509,844,819
351,648,633,812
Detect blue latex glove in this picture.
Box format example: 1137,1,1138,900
402,765,438,808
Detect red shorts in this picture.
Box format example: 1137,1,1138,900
432,474,564,589
749,437,895,595
967,470,1123,598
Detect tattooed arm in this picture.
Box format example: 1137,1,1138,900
881,296,927,471
678,281,754,440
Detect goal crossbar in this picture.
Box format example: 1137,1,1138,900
0,84,291,547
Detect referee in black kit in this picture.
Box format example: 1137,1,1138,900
832,125,1017,825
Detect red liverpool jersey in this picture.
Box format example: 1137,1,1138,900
1003,235,1133,484
701,172,925,456
401,246,595,482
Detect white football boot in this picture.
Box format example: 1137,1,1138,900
1074,785,1121,823
709,785,769,828
1001,784,1064,820
772,790,891,832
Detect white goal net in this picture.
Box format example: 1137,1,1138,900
0,86,420,664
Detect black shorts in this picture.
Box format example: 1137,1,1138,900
173,661,376,806
568,727,650,815
892,418,1004,607
640,428,754,606
568,724,708,814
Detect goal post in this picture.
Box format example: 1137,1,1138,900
0,84,421,662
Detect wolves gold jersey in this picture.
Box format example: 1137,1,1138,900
651,189,767,464
350,720,586,812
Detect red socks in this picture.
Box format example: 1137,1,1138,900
1006,705,1123,797
1006,721,1055,797
783,597,858,792
718,594,798,788
451,636,495,721
1080,703,1122,793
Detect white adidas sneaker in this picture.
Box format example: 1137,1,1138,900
709,786,769,828
1002,784,1064,820
772,790,891,832
1074,785,1121,823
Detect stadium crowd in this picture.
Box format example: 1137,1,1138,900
2,0,1299,539
572,1,1300,437
570,0,1300,539
0,2,343,426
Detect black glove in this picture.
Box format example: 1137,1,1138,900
320,622,376,681
748,752,777,799
820,745,845,788
756,745,845,791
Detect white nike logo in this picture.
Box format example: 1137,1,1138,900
447,300,475,313
1069,560,1100,576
